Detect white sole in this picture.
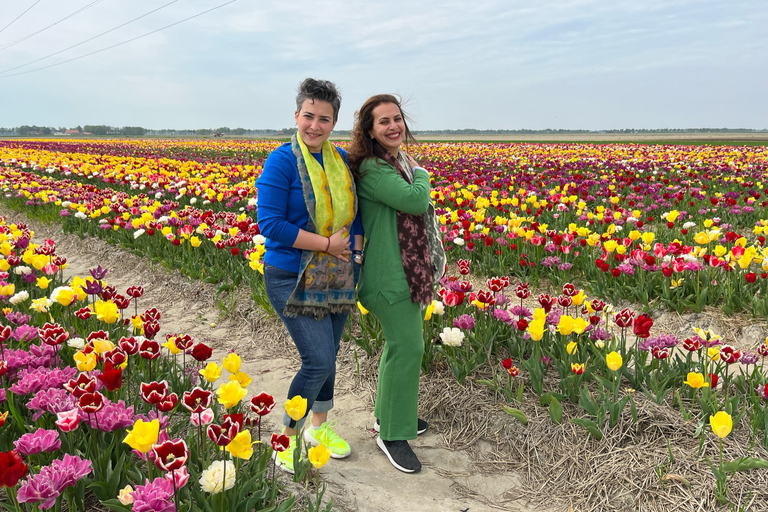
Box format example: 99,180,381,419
376,437,419,473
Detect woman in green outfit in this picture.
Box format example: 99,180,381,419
347,94,445,473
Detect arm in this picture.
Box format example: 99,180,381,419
371,161,431,215
257,150,350,260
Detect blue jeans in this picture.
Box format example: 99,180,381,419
264,263,358,429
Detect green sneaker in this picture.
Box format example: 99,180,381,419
303,421,351,459
272,434,298,474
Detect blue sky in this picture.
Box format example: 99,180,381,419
0,0,765,130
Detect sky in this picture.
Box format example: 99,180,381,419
0,0,766,131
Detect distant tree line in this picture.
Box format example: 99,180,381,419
0,125,765,137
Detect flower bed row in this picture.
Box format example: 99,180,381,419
0,215,331,511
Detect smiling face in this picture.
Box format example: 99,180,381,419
368,102,405,157
295,99,336,152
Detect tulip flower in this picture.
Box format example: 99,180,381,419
117,485,134,505
0,450,28,488
97,362,123,391
94,300,120,324
55,409,81,432
606,352,622,372
710,411,732,439
285,395,308,421
229,371,252,387
199,362,223,383
566,341,578,355
124,419,160,453
571,363,585,375
141,380,170,405
190,342,213,361
558,315,575,336
152,439,189,472
216,380,247,409
250,392,276,416
270,433,290,452
527,318,546,342
222,352,242,373
225,430,255,460
308,443,331,469
73,351,97,372
683,372,709,389
182,387,213,412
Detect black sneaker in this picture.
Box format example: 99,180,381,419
374,418,428,435
376,437,422,473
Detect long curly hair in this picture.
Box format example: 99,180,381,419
347,94,416,180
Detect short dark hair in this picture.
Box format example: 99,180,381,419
295,78,341,122
347,94,416,178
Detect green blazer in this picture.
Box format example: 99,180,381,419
356,157,431,305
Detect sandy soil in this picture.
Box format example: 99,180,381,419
4,206,548,512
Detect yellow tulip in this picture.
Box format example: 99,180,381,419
94,300,120,324
683,372,709,389
216,380,247,409
571,290,586,306
92,338,115,355
694,232,710,245
225,430,255,460
31,254,48,271
74,351,97,372
123,419,160,453
558,315,575,336
566,341,578,355
709,411,732,439
308,443,332,469
606,352,623,372
222,353,242,373
424,301,436,321
199,362,223,383
54,287,76,306
162,339,183,355
357,301,369,315
285,395,308,421
0,284,15,296
229,371,252,387
527,318,546,342
572,317,590,335
190,236,201,248
0,259,9,272
36,276,51,289
708,347,720,361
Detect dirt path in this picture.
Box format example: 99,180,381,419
4,205,545,512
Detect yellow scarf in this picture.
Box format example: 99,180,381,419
295,135,355,236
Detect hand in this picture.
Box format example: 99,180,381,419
405,153,421,169
326,229,351,262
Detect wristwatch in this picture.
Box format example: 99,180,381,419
353,250,363,263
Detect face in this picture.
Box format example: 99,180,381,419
369,102,406,156
295,99,336,152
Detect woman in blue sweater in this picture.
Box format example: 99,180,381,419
256,78,363,473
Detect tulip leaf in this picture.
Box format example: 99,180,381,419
100,499,133,512
722,457,768,473
501,405,528,425
571,418,603,440
549,396,563,424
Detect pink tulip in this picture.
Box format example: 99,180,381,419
56,409,81,432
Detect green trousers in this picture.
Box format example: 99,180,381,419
362,292,424,440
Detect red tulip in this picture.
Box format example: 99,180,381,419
64,373,97,398
97,362,123,391
250,392,276,416
157,393,179,413
538,294,556,313
141,381,169,405
190,342,213,362
270,433,290,452
633,314,653,339
183,387,213,412
78,391,105,414
152,439,189,472
614,308,635,328
139,339,161,360
39,323,69,346
0,450,28,488
719,345,742,364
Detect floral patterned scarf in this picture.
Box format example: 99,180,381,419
375,144,433,305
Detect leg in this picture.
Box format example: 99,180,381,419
264,264,338,432
369,293,424,441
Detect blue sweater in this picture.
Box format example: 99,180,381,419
255,143,363,273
